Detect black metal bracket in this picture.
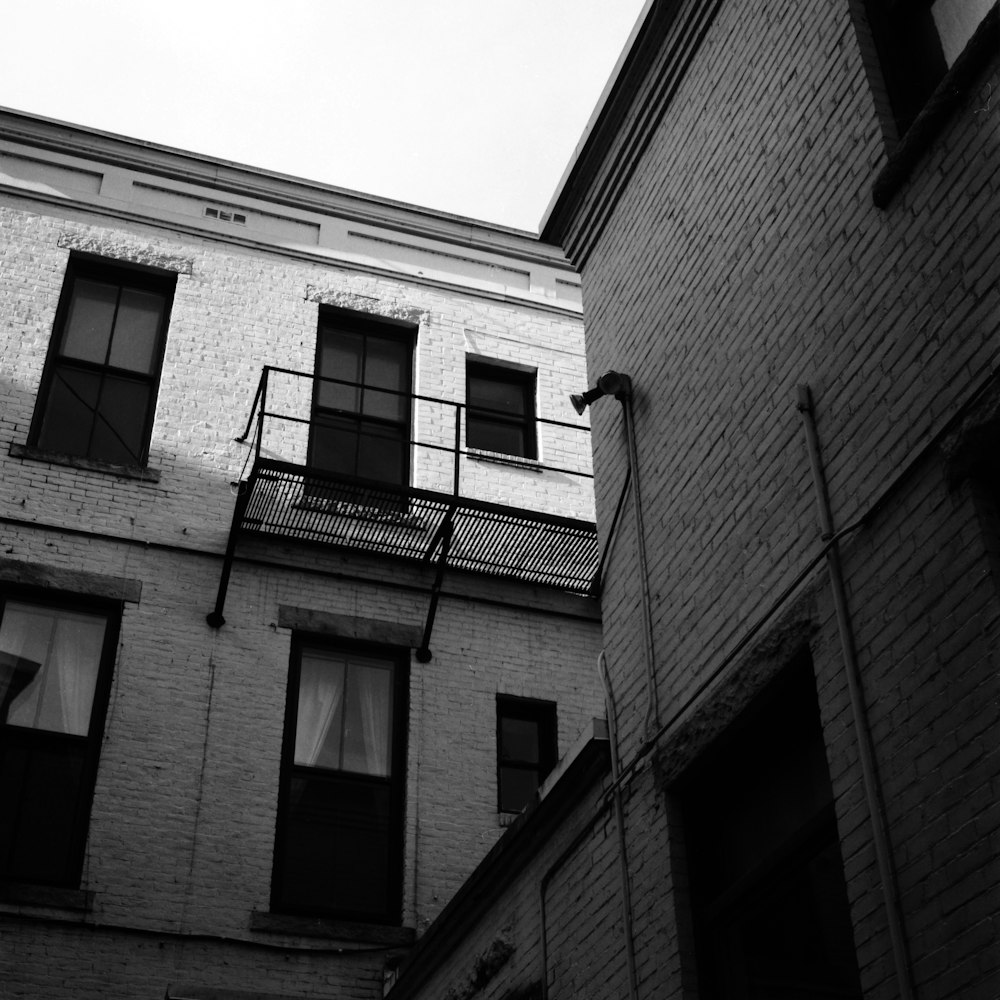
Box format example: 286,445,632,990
206,477,253,628
415,510,456,662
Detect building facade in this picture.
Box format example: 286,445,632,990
0,109,605,999
388,2,999,999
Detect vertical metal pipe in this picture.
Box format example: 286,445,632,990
454,403,462,497
599,651,641,1000
796,385,915,1000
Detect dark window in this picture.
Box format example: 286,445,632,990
310,312,415,487
30,259,173,467
865,0,993,137
0,592,119,887
467,361,537,459
272,638,408,923
496,696,557,813
680,656,862,1000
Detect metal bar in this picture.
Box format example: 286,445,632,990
236,369,268,444
415,511,455,663
796,385,915,1000
206,472,256,628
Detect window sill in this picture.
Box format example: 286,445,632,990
873,6,998,209
467,448,543,472
9,443,161,483
249,910,415,945
0,880,93,912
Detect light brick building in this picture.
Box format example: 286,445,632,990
386,2,1000,999
0,108,604,999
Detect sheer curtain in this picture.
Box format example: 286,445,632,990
356,663,391,777
294,653,345,767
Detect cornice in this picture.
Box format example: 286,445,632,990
0,106,574,270
541,0,724,269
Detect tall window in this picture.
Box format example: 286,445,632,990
680,657,862,999
310,312,415,487
496,696,557,814
31,258,174,467
0,592,119,887
272,638,408,923
865,0,994,137
466,360,537,460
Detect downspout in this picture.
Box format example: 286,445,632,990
599,651,641,1000
796,385,916,1000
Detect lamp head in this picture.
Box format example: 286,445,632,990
569,371,631,414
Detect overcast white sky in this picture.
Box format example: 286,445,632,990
1,1,647,232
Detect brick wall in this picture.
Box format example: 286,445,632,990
0,179,604,998
542,0,999,998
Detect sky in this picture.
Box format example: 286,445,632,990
1,1,647,232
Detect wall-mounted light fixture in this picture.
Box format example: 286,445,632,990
569,371,632,415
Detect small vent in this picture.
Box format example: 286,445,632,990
204,206,247,225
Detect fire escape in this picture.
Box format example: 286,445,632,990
207,366,599,660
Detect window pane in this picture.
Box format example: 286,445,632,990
36,367,100,457
90,376,151,465
357,426,406,485
342,660,393,777
310,415,360,476
469,374,528,417
60,278,117,365
499,767,538,813
294,650,346,768
0,739,87,884
501,716,539,764
279,772,391,917
362,336,409,422
0,602,107,736
317,330,363,412
108,287,166,373
468,419,526,456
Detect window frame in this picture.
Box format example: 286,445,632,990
28,256,174,469
0,587,120,889
496,695,557,814
270,634,410,924
466,360,538,461
309,310,416,489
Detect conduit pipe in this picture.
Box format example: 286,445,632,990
599,651,641,1000
796,385,915,1000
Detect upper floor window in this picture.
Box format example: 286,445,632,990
310,311,415,487
0,591,119,887
271,637,408,923
865,0,995,138
496,695,557,813
30,258,174,467
466,360,537,460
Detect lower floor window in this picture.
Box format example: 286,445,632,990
272,638,408,923
496,695,557,814
0,593,118,886
681,655,862,999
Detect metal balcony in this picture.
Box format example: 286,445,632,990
208,367,599,657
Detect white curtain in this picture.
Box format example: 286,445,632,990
0,603,104,736
356,663,391,777
294,653,345,767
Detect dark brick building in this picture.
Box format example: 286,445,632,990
387,1,1000,998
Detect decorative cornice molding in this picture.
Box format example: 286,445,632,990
542,0,725,269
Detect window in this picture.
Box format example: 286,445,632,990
272,638,408,923
30,258,174,467
467,360,537,460
0,592,119,887
496,696,557,813
680,657,862,999
310,312,415,487
864,0,995,138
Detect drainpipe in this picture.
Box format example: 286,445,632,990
599,651,641,1000
796,385,915,1000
